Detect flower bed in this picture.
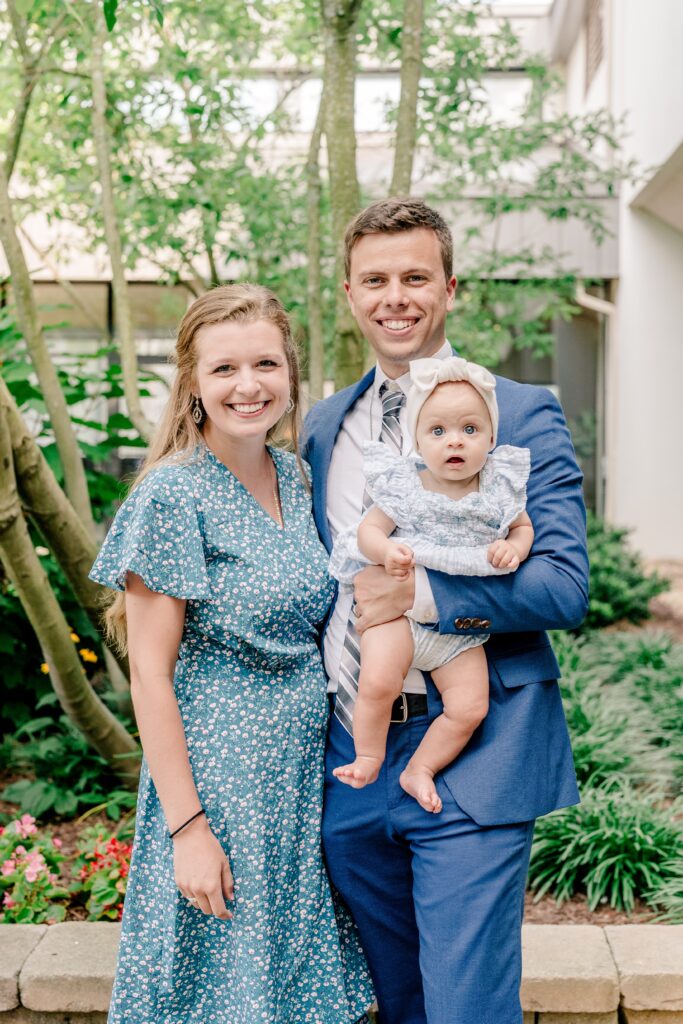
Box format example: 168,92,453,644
0,815,132,924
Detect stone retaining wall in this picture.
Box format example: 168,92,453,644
1,923,682,1022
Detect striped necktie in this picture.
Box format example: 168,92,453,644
334,381,406,734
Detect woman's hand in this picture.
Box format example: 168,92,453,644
173,816,234,919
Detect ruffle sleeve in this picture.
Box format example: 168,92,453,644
89,464,210,600
362,441,421,527
480,445,530,530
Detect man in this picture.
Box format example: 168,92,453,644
303,197,587,1024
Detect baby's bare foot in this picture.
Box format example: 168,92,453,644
399,768,442,813
333,756,382,788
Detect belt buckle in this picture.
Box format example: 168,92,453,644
390,692,409,724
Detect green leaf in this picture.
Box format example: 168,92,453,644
103,0,118,31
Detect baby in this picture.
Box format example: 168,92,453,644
328,356,534,813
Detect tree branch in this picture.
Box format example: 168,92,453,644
306,89,326,404
390,0,424,195
90,16,154,442
0,160,96,534
0,394,138,783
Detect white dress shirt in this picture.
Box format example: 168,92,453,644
323,341,453,693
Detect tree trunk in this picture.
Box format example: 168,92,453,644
90,18,154,443
0,405,139,785
0,162,96,537
5,0,38,177
305,91,326,405
390,0,424,195
0,378,130,683
321,0,364,390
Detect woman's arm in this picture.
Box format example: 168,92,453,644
125,573,233,919
358,506,414,579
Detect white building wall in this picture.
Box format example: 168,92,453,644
608,0,683,557
608,211,683,557
558,0,683,556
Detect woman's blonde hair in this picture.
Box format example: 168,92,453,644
104,283,304,651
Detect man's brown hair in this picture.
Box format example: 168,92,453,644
343,196,453,282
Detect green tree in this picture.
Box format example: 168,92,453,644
0,0,632,771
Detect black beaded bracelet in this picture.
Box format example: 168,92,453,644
169,808,205,839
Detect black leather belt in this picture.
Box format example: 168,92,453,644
328,692,428,724
389,692,428,723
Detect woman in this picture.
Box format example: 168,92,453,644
90,284,373,1024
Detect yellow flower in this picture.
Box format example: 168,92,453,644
79,648,98,664
70,632,80,643
40,663,50,674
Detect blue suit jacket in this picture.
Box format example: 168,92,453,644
303,366,587,826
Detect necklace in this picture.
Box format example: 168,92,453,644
271,458,283,529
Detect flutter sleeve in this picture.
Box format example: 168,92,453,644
328,443,420,584
362,441,421,527
89,464,210,600
481,444,531,530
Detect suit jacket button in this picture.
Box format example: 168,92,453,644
455,618,464,628
481,619,491,628
471,618,482,628
462,618,472,629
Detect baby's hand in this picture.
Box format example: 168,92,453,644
487,539,520,571
385,544,414,578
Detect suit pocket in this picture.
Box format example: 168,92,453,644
489,643,560,688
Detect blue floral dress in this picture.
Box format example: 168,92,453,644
90,445,373,1024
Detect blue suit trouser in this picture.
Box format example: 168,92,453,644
322,707,535,1024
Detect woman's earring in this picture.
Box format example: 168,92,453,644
285,398,294,414
192,396,204,425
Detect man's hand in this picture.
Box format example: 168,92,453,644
384,543,414,579
352,564,415,633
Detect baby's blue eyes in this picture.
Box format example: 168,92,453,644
430,424,477,437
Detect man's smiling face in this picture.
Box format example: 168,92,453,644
344,227,457,378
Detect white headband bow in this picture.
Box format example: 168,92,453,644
406,356,499,448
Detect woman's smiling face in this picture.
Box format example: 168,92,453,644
193,319,291,449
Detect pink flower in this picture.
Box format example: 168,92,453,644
1,859,16,877
3,894,15,908
16,814,37,838
25,868,39,883
52,837,63,849
15,846,26,857
48,872,58,885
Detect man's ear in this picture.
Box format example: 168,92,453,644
344,281,356,317
446,275,457,311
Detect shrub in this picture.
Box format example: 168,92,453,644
584,512,669,631
648,857,683,923
529,785,683,913
0,814,68,924
2,695,137,820
72,826,133,921
552,630,681,793
554,630,683,790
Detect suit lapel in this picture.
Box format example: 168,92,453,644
313,369,374,551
